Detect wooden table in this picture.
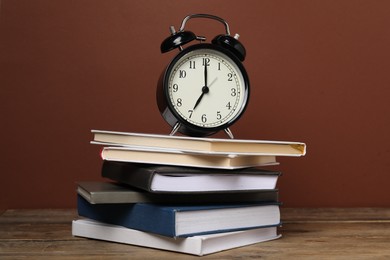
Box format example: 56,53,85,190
1,208,389,259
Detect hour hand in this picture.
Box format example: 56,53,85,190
193,77,217,110
193,86,209,110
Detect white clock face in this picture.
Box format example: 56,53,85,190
167,47,248,129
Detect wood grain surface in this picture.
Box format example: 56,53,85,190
1,208,389,259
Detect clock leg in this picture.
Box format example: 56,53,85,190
224,128,235,139
169,122,181,136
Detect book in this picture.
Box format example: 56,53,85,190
72,218,281,256
91,129,306,156
77,195,281,238
100,146,278,169
101,161,281,193
77,181,279,204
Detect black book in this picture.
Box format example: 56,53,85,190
102,161,281,193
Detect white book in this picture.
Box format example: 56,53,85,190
72,219,281,256
100,146,278,169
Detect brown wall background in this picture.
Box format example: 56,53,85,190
1,0,389,209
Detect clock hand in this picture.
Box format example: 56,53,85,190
208,77,217,87
192,78,217,110
193,64,208,110
193,86,208,110
204,62,208,87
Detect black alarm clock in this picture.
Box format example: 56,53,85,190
156,14,250,138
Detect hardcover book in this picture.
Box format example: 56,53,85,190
77,181,279,204
77,195,281,238
101,161,281,193
72,219,281,256
100,146,278,169
92,129,306,156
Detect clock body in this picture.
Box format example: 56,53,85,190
157,43,250,137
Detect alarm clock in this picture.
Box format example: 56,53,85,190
157,14,250,138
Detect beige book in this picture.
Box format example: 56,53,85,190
92,129,306,156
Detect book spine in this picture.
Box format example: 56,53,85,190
101,161,154,192
77,195,176,237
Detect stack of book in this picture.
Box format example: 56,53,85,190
72,130,306,256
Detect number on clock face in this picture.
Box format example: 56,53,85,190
167,49,246,128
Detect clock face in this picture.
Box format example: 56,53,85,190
164,44,249,131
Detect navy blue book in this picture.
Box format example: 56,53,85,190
77,195,281,238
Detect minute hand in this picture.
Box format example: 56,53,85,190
193,64,208,110
204,61,208,87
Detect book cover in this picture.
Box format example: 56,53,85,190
77,181,279,204
72,219,281,256
92,129,306,156
100,146,278,169
77,195,281,238
101,161,281,193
